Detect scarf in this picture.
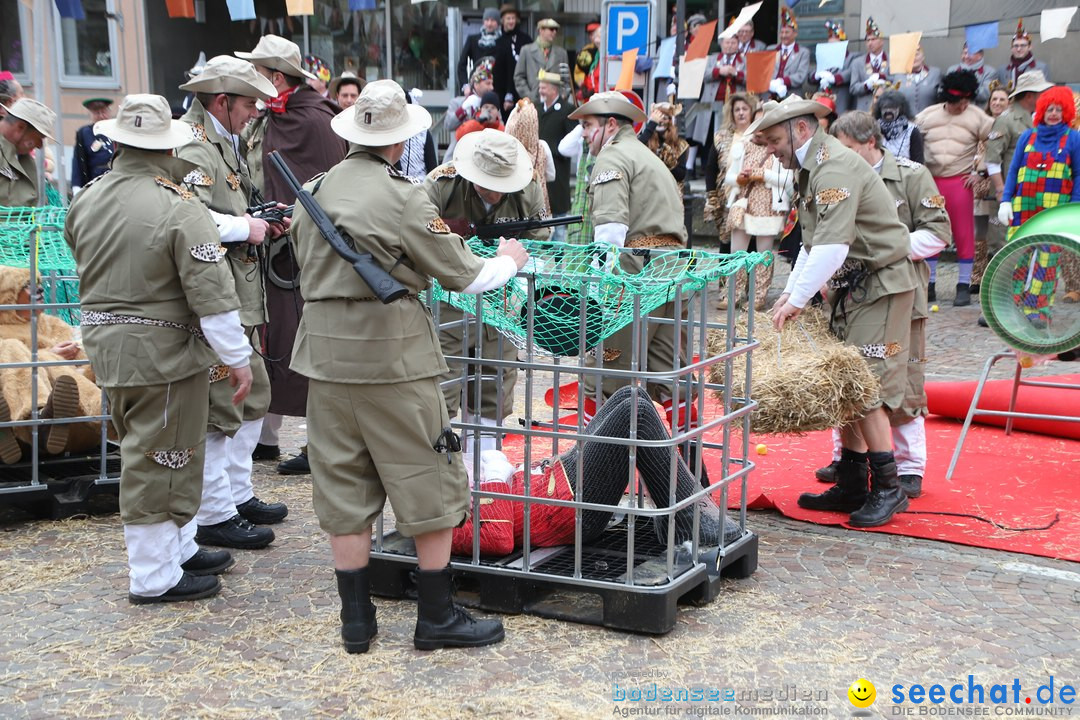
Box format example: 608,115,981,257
266,84,299,114
879,116,910,142
478,29,499,50
536,37,552,51
880,117,915,161
1034,121,1069,149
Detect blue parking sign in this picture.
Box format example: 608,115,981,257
606,4,650,55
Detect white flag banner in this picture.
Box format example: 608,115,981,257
1040,6,1077,42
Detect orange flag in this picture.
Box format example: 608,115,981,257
615,48,638,90
165,0,195,17
285,0,313,14
686,20,718,61
745,50,777,93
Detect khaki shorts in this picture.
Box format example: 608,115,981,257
831,289,914,414
307,377,469,538
107,371,210,526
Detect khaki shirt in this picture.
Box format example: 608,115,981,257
178,99,266,326
0,134,39,207
588,124,687,247
290,148,486,384
64,148,239,387
241,114,267,197
984,107,1033,175
423,163,551,241
798,129,917,299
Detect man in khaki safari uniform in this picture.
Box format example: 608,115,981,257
424,128,549,465
827,110,953,500
289,80,527,654
759,95,918,528
569,92,701,460
64,95,254,604
177,55,287,551
0,98,56,207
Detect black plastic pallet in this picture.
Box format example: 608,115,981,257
368,519,758,634
0,451,121,519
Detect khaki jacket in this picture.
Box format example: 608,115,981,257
0,135,39,207
289,148,486,384
423,164,551,240
64,149,239,387
588,125,687,247
797,129,917,301
984,107,1033,176
178,99,266,326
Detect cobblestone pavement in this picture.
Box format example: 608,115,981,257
1,260,1077,720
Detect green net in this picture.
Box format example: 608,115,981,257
0,206,80,325
432,238,772,357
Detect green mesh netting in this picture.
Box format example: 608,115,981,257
0,206,80,325
432,238,772,357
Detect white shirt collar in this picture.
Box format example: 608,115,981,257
207,111,241,155
781,43,795,52
872,157,884,174
794,134,813,167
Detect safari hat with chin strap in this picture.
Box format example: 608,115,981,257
568,90,647,124
235,35,317,81
453,128,534,194
179,56,278,101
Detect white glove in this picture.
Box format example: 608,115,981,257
998,201,1014,226
462,94,482,113
769,78,788,98
815,69,835,88
865,73,880,90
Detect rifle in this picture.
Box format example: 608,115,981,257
471,214,583,245
268,151,409,304
247,201,294,229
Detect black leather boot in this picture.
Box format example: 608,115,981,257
815,460,840,483
413,567,504,650
927,282,936,302
798,450,868,512
849,457,910,527
954,283,971,307
336,568,377,654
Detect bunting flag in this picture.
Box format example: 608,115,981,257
745,50,777,94
615,48,638,91
676,57,707,99
888,31,922,74
964,22,998,54
720,2,761,39
165,0,195,19
54,0,85,19
349,0,376,10
1041,7,1077,42
285,0,313,15
225,0,256,20
685,19,717,61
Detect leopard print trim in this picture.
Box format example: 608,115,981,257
427,217,452,234
815,144,829,164
146,448,195,469
387,164,423,185
894,156,923,169
155,176,194,200
602,348,621,362
921,195,946,210
209,364,230,383
80,310,208,343
190,243,228,263
0,165,14,180
895,198,905,208
225,173,241,191
431,164,458,179
191,124,208,143
655,139,689,172
182,169,214,187
988,131,1003,141
592,169,623,185
859,342,903,359
815,187,850,205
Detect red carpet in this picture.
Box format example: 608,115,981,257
925,373,1080,440
515,383,1079,563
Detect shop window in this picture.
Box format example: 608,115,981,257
307,1,388,86
1,0,28,77
54,0,119,87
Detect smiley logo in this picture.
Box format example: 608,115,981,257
848,679,876,708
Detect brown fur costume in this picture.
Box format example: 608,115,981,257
646,102,690,193
0,266,106,463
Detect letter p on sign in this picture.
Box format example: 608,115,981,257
606,4,650,55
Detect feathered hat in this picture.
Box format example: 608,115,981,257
865,16,882,38
825,19,846,41
780,6,798,31
1013,18,1031,43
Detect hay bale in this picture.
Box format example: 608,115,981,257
707,309,880,434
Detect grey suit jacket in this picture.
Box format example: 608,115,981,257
766,43,810,94
897,66,942,116
513,43,571,104
848,53,896,112
995,59,1050,95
